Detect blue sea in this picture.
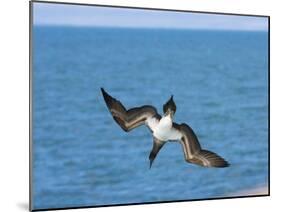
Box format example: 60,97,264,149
32,26,268,210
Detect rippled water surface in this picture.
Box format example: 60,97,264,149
32,26,268,209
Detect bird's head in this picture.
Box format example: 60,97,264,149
163,95,176,118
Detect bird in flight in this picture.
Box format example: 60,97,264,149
101,88,229,169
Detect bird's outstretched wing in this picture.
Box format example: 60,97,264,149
101,88,161,132
173,123,229,168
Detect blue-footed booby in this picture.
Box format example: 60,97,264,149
101,88,229,168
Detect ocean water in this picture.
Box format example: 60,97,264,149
32,26,268,210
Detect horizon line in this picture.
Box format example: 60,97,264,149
33,23,268,32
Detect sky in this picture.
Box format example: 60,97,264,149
33,2,268,31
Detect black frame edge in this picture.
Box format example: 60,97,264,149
267,16,270,197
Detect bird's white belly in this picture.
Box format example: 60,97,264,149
152,117,181,141
153,128,172,141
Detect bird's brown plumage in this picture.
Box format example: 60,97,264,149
101,88,229,168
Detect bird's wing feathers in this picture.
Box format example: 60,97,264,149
149,137,165,168
101,88,160,132
175,123,229,168
101,88,229,168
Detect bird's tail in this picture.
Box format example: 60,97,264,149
195,150,229,168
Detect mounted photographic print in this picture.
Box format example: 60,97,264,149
30,1,269,211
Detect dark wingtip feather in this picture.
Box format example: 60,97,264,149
224,161,230,167
100,87,106,96
101,88,111,102
149,160,153,169
214,160,230,168
211,158,230,168
100,87,114,110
